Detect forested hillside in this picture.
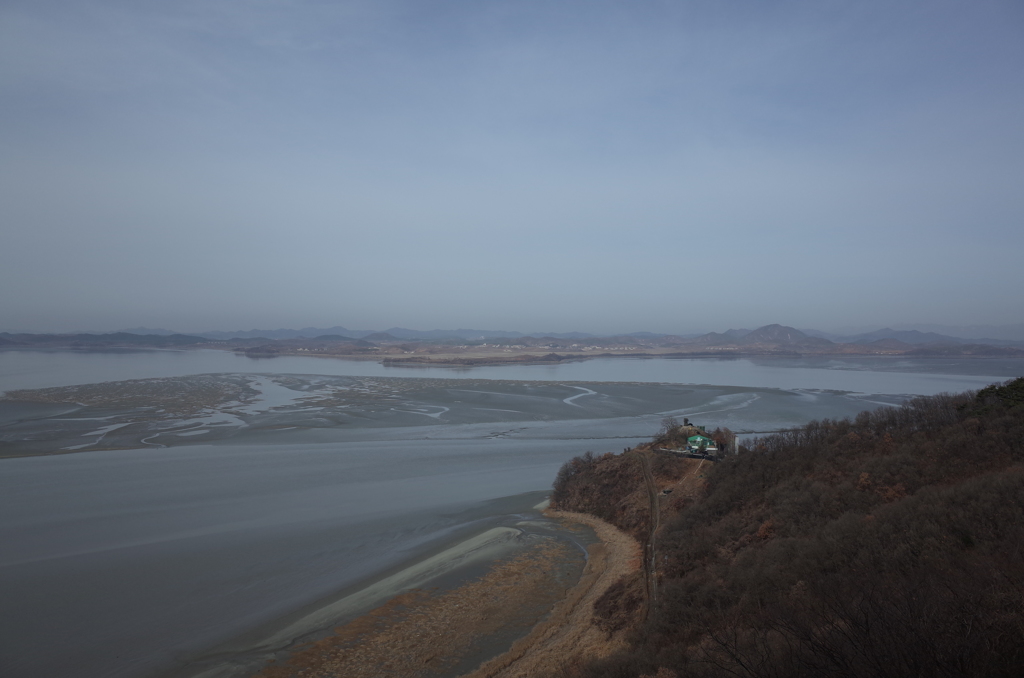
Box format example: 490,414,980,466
552,378,1024,678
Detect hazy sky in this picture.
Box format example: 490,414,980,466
2,0,1022,335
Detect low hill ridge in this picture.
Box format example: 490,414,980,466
551,378,1024,677
0,332,209,347
739,323,833,345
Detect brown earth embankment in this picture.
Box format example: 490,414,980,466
250,511,640,678
460,510,641,678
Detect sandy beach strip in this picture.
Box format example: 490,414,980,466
460,510,641,678
248,510,639,678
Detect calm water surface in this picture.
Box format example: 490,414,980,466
0,350,1020,678
1,348,1020,394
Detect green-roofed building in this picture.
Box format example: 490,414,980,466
687,434,718,453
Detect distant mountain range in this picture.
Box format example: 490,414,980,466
828,323,1024,342
3,323,1023,352
192,326,602,341
143,323,1022,346
802,327,1024,347
0,332,209,347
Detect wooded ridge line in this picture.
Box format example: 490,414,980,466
546,378,1024,678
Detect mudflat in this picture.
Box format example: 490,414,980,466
247,510,639,678
0,372,909,457
2,353,1014,678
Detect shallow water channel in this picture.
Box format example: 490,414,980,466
0,351,1020,678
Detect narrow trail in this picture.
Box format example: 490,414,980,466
635,450,659,613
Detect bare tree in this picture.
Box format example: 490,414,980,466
661,416,680,435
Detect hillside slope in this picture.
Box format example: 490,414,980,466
551,379,1024,678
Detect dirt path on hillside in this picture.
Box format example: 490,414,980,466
460,510,641,678
636,451,659,611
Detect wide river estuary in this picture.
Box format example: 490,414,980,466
1,349,1021,678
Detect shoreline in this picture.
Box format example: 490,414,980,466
223,507,639,678
156,493,600,678
238,349,1024,367
460,509,641,678
5,344,1020,368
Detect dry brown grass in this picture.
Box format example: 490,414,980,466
251,512,640,678
461,510,641,678
252,537,580,678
